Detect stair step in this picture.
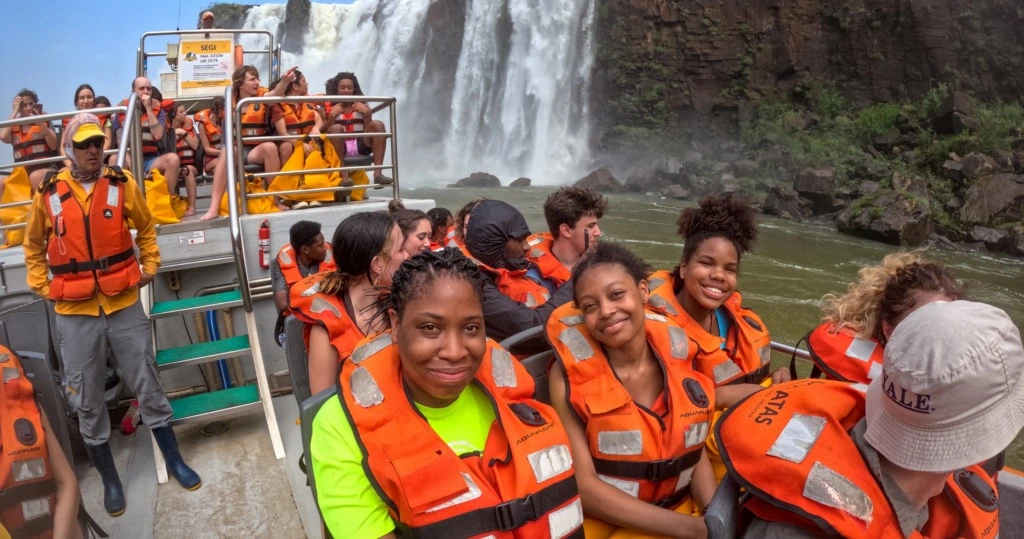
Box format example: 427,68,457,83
170,385,262,425
155,335,251,371
150,290,242,319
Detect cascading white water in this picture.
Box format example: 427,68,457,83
242,0,595,185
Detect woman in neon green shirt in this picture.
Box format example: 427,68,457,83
310,248,583,539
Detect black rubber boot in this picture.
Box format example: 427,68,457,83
86,443,126,517
152,426,202,491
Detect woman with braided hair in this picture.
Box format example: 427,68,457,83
310,248,583,538
289,211,408,395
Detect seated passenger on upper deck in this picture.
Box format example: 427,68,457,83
464,199,575,343
804,251,964,384
193,96,224,175
112,77,184,198
1,89,59,193
200,65,297,221
289,212,408,395
427,207,453,250
548,242,716,538
271,69,322,163
60,84,114,159
325,72,393,186
310,248,583,539
170,104,198,215
389,200,432,258
528,186,607,287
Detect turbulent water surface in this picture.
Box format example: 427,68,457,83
413,186,1024,466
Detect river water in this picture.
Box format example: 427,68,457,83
410,186,1024,466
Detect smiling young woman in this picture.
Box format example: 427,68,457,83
310,248,584,539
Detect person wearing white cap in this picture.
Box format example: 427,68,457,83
199,11,216,29
715,300,1022,538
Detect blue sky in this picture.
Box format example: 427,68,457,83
0,0,353,164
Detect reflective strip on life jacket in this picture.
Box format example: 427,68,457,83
646,270,772,386
526,233,571,287
43,167,142,301
477,262,550,308
805,323,884,384
280,102,318,136
175,122,196,167
287,271,364,360
11,124,57,165
239,103,268,146
334,109,365,133
548,303,714,505
195,109,223,148
339,335,584,538
0,345,57,539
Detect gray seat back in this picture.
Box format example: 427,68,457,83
300,386,338,507
705,473,742,539
284,316,311,405
521,351,553,404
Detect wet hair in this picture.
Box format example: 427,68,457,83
571,242,652,303
544,186,608,236
676,195,758,265
232,66,260,99
95,96,111,108
331,72,364,96
821,252,964,341
454,197,487,242
319,212,397,295
389,200,430,240
384,248,484,320
16,89,38,103
151,88,164,102
286,70,305,94
74,84,95,107
210,96,225,115
289,220,322,251
427,207,453,237
324,74,338,96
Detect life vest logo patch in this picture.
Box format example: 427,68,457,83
103,209,114,219
683,378,709,408
954,469,998,512
14,418,37,446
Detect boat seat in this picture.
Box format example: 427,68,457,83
344,154,374,167
498,325,553,403
705,473,742,539
521,350,553,404
300,387,337,510
284,316,311,406
243,163,265,174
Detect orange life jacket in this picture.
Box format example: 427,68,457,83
333,108,365,133
339,334,584,538
444,226,464,250
804,323,884,384
41,167,141,301
526,233,571,287
194,109,223,149
477,261,551,308
174,117,196,167
287,272,365,361
646,271,772,386
117,98,162,157
0,345,57,539
11,124,57,172
716,379,1000,538
279,102,318,136
547,303,713,507
238,88,269,147
277,242,337,287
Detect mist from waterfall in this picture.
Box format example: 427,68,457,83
241,0,595,185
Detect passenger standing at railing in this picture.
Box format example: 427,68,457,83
22,113,202,518
325,72,393,186
200,65,297,221
170,104,198,215
0,89,59,194
112,77,183,201
194,96,225,175
271,69,323,163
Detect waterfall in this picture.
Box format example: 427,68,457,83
242,0,595,185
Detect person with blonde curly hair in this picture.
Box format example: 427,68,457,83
803,251,964,383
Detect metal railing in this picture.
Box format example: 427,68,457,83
137,30,279,89
231,93,401,211
0,95,141,232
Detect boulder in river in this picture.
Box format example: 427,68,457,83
793,167,843,215
969,226,1009,251
763,185,810,222
1007,225,1024,256
574,167,624,193
451,172,501,188
660,185,690,200
959,173,1024,225
509,177,531,188
836,188,933,246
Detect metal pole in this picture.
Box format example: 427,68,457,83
234,99,250,215
129,95,145,192
389,98,400,199
115,95,137,169
223,86,252,312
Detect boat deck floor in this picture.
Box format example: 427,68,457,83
76,396,320,538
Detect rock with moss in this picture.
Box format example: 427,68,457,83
959,173,1024,225
836,188,933,246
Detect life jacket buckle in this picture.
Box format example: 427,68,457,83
494,492,541,531
97,257,110,272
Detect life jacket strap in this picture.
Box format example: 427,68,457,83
0,478,55,509
49,247,136,275
8,512,53,539
724,363,771,386
592,448,702,482
401,475,579,538
653,485,692,509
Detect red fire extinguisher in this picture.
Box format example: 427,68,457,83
258,219,271,269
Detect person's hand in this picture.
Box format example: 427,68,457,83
771,367,792,385
138,273,155,289
281,66,298,86
12,96,22,114
354,102,371,116
140,94,153,112
175,128,188,137
309,126,320,137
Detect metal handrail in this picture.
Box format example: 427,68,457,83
137,30,277,82
770,340,811,360
232,94,401,213
222,86,252,312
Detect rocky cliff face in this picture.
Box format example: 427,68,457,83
593,0,1024,141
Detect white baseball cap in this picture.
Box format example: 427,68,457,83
865,300,1024,472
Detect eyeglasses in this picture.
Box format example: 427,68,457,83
72,137,104,150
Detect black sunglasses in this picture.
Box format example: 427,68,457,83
72,137,104,150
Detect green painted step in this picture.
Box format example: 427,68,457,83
155,335,251,370
151,290,242,319
170,385,261,423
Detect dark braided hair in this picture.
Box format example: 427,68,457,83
372,248,485,327
571,242,652,304
676,194,758,267
427,207,453,237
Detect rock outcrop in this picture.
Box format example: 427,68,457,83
451,172,501,188
509,177,532,188
282,0,312,54
959,173,1024,226
574,168,624,193
837,188,933,246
